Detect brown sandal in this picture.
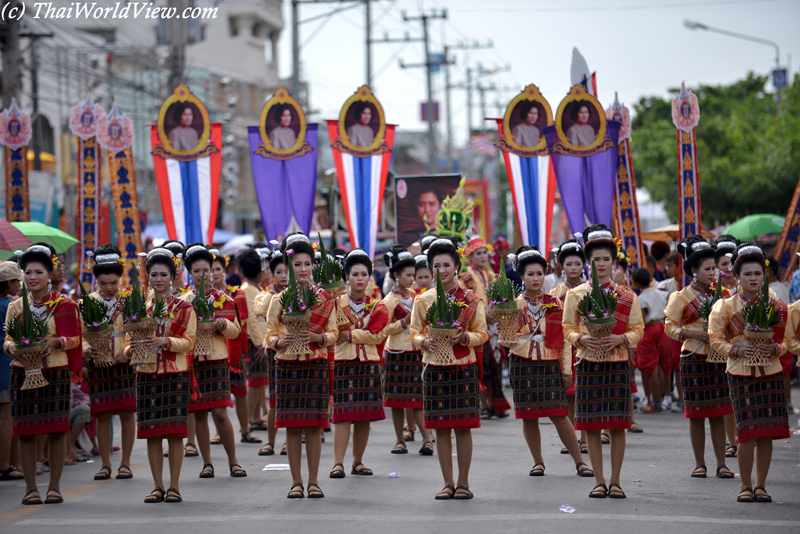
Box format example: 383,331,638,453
753,485,772,503
164,487,182,503
241,433,262,444
44,488,64,504
22,488,42,505
287,483,304,499
435,484,455,500
391,442,408,454
725,442,738,458
329,462,346,478
576,462,594,477
600,431,611,444
229,463,247,477
94,465,112,480
419,441,434,456
529,463,545,476
691,465,707,478
454,485,473,500
199,463,215,478
307,483,324,498
580,441,588,454
737,486,754,503
144,487,165,504
116,464,133,479
184,443,199,457
589,482,608,498
608,483,626,499
351,462,373,476
716,465,734,479
259,442,275,456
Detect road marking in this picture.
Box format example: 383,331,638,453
0,460,150,526
13,513,800,528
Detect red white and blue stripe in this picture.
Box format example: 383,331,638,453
151,124,221,245
327,121,395,258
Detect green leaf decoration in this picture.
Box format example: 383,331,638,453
5,284,50,348
121,265,147,324
280,260,319,316
191,272,216,323
486,266,521,310
311,233,343,289
577,260,618,322
424,269,464,327
78,280,109,329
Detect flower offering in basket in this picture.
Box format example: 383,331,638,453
6,285,51,389
122,265,157,366
78,281,114,367
191,272,217,359
576,260,618,362
280,261,320,355
699,276,726,363
741,274,780,367
486,267,522,344
312,234,347,328
424,270,465,365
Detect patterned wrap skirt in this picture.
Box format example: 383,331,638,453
728,372,790,442
229,359,247,397
574,360,631,431
332,359,386,423
382,350,424,409
422,363,480,430
679,351,733,419
244,340,270,388
136,371,189,439
11,366,70,436
509,356,568,419
189,358,233,412
87,361,136,416
267,356,276,408
482,340,512,413
274,358,329,429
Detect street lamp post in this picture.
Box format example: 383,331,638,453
684,20,783,114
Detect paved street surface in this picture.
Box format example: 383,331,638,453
1,384,798,534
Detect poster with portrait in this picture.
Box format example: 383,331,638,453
332,85,390,157
495,84,552,157
254,87,313,160
394,174,461,247
152,84,218,161
549,84,614,157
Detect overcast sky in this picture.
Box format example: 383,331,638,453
277,0,800,148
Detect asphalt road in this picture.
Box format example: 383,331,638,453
1,384,798,534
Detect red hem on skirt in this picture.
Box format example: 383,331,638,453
90,399,136,416
384,400,423,409
276,419,330,429
575,421,631,431
137,427,188,439
268,398,276,408
424,419,480,430
332,412,386,424
189,399,234,412
515,408,568,419
246,379,269,388
14,422,69,436
493,398,512,413
231,387,247,397
684,406,734,419
737,428,790,442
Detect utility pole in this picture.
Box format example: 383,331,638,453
20,29,53,172
399,9,448,172
0,0,21,109
168,0,186,90
365,0,371,87
292,0,300,96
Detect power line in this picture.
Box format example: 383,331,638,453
454,0,781,12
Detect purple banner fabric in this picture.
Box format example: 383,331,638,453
544,121,620,235
248,124,318,241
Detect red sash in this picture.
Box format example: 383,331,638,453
52,297,83,380
226,288,248,366
611,285,635,336
543,295,565,349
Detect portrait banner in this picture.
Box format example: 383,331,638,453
109,148,145,287
774,175,800,283
328,85,395,257
151,85,221,244
543,85,620,235
607,95,645,273
76,136,102,286
394,174,460,248
1,97,32,222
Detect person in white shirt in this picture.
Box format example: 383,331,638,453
656,252,683,412
631,268,669,413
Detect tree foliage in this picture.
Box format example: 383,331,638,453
630,73,800,226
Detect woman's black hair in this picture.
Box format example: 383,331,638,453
183,242,214,272
518,101,538,121
582,224,616,260
679,235,715,277
92,243,124,278
145,253,177,278
343,249,373,278
426,237,460,271
414,254,430,274
172,102,195,123
419,234,438,254
19,242,56,273
557,239,585,266
269,252,285,274
237,249,263,280
280,232,315,266
732,245,766,277
352,102,372,120
384,245,415,279
272,104,292,123
515,246,547,275
714,234,741,263
162,240,185,258
570,101,592,121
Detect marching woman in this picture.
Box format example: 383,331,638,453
330,249,388,476
137,247,196,503
709,245,789,503
4,243,82,505
460,238,511,418
414,253,433,293
714,235,741,296
664,236,735,479
410,238,488,500
550,239,588,453
209,250,261,446
784,293,800,369
183,244,246,479
254,250,289,456
505,247,593,478
265,233,337,499
381,246,433,455
562,225,644,499
82,244,136,482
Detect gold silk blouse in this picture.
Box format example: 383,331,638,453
264,288,338,362
241,281,267,349
783,300,800,359
334,293,388,362
4,296,81,369
664,284,714,356
506,294,571,375
380,290,418,353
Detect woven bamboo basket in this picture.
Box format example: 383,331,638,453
702,322,726,364
84,324,115,367
491,307,521,344
743,328,774,367
327,285,349,331
194,322,215,358
124,319,157,367
428,326,459,366
581,316,617,362
283,314,312,355
14,344,48,389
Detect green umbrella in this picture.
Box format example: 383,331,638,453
724,214,785,241
10,222,79,254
